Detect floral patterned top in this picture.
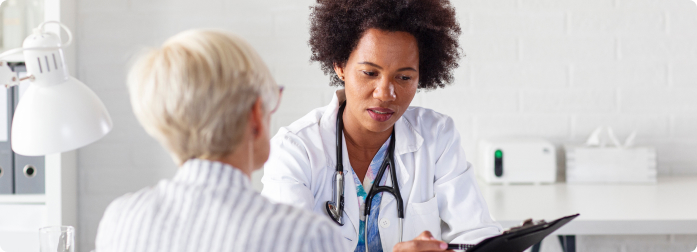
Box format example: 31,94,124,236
352,136,391,252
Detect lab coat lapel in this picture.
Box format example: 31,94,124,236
318,90,344,148
319,90,360,237
378,112,423,241
341,133,361,237
393,114,422,185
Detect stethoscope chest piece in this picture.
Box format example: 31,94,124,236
326,170,345,226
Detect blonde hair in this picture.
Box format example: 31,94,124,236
127,29,278,165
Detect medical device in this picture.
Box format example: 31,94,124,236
477,138,556,184
325,101,405,251
325,102,346,226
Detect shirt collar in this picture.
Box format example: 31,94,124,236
174,158,251,189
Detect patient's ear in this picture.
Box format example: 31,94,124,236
249,98,264,138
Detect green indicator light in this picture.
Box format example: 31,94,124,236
495,150,503,158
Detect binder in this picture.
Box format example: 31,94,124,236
466,214,580,252
0,83,13,194
12,153,44,194
12,67,45,194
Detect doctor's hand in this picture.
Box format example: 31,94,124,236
393,231,454,252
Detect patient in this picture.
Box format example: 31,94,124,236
94,29,345,252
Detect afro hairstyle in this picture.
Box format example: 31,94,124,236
308,0,462,90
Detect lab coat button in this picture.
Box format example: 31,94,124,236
379,218,390,228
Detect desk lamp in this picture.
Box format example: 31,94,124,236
0,21,112,156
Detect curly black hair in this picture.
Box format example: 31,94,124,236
309,0,462,90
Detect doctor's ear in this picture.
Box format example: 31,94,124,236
333,62,346,81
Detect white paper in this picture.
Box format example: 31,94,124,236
584,126,636,149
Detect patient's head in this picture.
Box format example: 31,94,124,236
127,29,279,171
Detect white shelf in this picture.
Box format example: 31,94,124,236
0,194,46,204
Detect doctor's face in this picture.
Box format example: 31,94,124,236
335,29,419,133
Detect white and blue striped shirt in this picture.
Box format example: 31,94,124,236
95,159,346,252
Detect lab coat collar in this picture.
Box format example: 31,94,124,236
394,111,424,156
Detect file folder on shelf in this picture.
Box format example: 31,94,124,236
12,67,45,194
12,153,44,194
0,83,13,194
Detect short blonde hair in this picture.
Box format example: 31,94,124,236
128,29,278,165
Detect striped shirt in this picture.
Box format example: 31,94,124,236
95,159,346,252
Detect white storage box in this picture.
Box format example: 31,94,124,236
565,145,657,184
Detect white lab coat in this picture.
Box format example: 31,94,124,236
261,90,502,252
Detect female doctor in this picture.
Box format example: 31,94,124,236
261,0,502,251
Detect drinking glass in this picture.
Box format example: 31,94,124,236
39,226,75,252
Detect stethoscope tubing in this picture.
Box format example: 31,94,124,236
328,101,406,251
363,129,404,219
325,102,347,226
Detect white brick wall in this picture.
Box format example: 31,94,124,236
74,0,697,251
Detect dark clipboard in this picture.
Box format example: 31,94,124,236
467,213,580,252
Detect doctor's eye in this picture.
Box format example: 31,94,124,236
398,75,412,81
362,70,377,77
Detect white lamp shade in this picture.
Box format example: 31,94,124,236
10,76,113,156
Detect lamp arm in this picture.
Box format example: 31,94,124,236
4,75,35,88
0,21,73,60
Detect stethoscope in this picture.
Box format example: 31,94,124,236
325,101,405,251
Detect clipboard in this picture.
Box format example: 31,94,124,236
467,213,580,252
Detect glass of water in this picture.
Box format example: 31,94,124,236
39,226,75,252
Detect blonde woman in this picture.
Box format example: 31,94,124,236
94,29,345,252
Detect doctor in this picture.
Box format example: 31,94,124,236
261,0,502,251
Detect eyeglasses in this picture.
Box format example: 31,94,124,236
270,85,284,114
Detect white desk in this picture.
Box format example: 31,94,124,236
478,176,697,235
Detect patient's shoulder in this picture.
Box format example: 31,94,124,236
269,202,344,250
94,186,158,249
102,186,156,219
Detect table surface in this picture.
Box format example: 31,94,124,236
478,176,697,235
